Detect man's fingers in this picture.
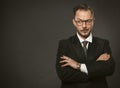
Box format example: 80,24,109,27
96,53,110,61
60,55,71,60
60,60,68,63
107,54,110,58
104,54,110,60
60,55,71,67
61,63,69,67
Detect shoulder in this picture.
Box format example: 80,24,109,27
93,36,110,45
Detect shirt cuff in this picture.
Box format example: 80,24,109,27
80,64,88,74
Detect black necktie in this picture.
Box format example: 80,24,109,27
82,41,88,56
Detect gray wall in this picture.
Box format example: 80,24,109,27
1,0,120,88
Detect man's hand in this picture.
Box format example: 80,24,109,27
60,55,80,69
96,53,110,61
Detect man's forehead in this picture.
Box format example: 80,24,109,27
75,10,93,19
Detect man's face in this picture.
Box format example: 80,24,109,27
73,10,94,39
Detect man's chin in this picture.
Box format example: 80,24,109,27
82,35,89,38
79,33,90,39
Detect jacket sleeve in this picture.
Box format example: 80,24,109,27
86,40,115,79
56,40,88,83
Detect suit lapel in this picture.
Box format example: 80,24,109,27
87,37,98,60
70,35,86,62
70,35,98,62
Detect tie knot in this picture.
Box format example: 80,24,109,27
82,41,88,47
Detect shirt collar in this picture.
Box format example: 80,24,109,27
77,32,93,43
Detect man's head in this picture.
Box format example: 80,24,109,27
72,3,94,39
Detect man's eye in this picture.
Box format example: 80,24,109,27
77,21,81,23
87,20,92,23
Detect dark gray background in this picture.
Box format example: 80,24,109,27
1,0,120,88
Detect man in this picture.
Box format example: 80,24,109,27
56,3,115,88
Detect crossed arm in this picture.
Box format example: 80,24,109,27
60,53,110,70
56,40,115,82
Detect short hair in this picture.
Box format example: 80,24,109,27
73,3,94,17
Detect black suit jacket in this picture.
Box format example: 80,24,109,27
56,35,115,88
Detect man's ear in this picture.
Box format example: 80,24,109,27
72,19,76,26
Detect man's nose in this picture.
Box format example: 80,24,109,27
82,22,87,27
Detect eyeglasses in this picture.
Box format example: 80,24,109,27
74,19,93,26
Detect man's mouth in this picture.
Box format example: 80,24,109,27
81,30,88,33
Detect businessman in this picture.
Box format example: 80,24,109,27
56,3,115,88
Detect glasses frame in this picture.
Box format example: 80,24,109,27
74,18,94,26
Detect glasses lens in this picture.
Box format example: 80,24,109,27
75,19,93,25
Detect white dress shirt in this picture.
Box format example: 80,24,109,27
77,32,93,74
